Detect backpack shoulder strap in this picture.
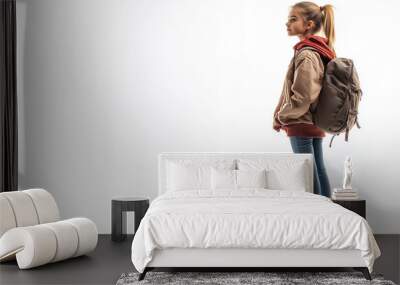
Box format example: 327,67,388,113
329,134,337,148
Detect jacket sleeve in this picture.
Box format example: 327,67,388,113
273,93,284,116
277,53,323,124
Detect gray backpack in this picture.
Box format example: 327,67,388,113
296,47,363,147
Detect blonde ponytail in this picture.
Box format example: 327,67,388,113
321,5,335,51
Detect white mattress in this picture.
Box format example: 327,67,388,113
131,189,381,273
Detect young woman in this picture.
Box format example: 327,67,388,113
273,2,336,197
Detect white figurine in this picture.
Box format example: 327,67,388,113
342,156,353,190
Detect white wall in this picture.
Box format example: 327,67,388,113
17,0,400,234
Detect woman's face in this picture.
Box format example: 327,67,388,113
286,8,310,37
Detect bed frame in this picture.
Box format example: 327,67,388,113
138,153,373,281
140,248,371,280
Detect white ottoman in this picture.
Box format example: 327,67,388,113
0,189,98,269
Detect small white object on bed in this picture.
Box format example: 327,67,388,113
131,153,380,275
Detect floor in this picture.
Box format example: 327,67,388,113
0,234,399,285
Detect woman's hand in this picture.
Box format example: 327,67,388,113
273,116,282,132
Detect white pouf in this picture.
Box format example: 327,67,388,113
0,189,98,269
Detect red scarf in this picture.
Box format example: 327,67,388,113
293,34,336,61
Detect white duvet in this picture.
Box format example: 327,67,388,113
131,189,380,273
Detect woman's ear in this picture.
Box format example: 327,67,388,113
306,20,315,31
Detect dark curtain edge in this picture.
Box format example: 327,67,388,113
1,0,18,192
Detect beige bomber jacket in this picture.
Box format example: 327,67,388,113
274,49,325,126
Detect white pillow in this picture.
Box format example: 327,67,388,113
267,161,307,191
211,168,268,190
211,168,237,190
167,162,212,191
236,169,268,189
237,159,308,191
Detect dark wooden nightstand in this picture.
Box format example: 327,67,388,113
332,199,366,219
111,197,149,242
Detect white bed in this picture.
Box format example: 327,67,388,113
131,153,380,280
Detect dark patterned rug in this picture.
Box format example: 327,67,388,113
116,271,397,285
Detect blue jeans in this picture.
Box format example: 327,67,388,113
289,137,331,197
